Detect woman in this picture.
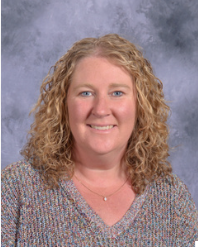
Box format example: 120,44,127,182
1,34,197,247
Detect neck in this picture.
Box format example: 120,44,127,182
72,146,127,185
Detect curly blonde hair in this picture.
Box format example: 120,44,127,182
21,34,172,193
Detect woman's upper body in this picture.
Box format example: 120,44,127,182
1,34,198,247
1,160,198,247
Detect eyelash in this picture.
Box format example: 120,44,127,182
112,91,124,97
80,91,92,96
79,91,124,97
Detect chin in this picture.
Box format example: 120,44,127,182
88,145,124,156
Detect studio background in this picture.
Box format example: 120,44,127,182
1,0,198,208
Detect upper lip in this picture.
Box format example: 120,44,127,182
87,124,116,126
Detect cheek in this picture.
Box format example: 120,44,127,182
68,99,90,125
116,100,136,123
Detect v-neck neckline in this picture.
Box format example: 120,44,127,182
60,179,148,237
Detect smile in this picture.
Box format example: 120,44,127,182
89,125,114,130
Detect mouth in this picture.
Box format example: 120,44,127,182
88,125,115,130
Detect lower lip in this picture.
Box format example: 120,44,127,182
87,125,116,133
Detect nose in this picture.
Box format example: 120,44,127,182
92,95,111,117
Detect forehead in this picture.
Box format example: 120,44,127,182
72,56,132,82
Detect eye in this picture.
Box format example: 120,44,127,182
80,91,92,96
112,91,123,97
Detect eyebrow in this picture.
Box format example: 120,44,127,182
73,83,94,90
74,83,132,90
109,83,131,89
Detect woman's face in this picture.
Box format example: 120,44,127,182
67,56,136,157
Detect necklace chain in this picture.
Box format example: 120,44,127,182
74,175,129,201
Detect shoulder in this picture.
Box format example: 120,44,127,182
147,173,197,213
146,174,198,246
148,173,195,203
2,159,36,174
2,159,40,179
1,160,43,192
153,173,194,198
151,173,197,224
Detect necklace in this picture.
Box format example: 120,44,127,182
74,175,129,201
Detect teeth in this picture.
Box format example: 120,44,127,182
90,125,114,130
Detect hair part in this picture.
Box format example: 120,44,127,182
21,33,172,193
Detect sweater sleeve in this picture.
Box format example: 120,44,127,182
1,165,21,247
174,177,198,247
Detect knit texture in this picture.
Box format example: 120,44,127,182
1,160,198,247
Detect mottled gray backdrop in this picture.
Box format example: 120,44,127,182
2,0,198,207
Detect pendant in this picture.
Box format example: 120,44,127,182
103,197,107,201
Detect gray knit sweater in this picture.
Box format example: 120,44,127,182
1,160,198,247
